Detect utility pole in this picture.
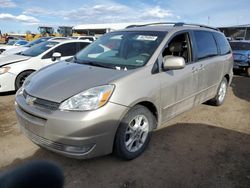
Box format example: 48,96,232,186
208,16,210,25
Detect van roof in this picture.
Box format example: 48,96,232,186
119,22,221,33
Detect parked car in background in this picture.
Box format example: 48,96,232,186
71,36,97,41
15,23,233,160
48,37,70,41
0,39,91,92
229,40,250,76
0,39,28,53
0,37,52,56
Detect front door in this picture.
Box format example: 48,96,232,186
159,32,200,123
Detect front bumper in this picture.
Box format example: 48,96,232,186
0,72,16,92
15,93,128,159
233,61,250,69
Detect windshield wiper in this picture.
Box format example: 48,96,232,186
79,61,115,69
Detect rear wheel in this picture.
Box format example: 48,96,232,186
208,77,228,106
15,71,34,90
114,105,156,160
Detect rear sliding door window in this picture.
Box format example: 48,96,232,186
194,31,218,60
213,33,231,55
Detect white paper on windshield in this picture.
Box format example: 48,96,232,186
136,35,158,41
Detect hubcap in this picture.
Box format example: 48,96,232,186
218,81,227,102
125,115,149,152
19,75,29,88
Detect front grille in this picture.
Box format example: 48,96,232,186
25,129,64,151
33,98,60,111
24,90,60,111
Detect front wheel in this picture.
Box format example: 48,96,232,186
208,77,228,106
114,105,156,160
15,71,34,90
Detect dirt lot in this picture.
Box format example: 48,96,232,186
0,75,249,188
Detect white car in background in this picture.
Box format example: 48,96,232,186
71,36,97,41
0,37,52,56
0,39,28,53
0,39,91,92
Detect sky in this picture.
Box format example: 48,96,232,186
0,0,250,33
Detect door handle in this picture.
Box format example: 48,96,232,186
197,64,205,71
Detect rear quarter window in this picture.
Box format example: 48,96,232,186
193,31,218,60
213,33,231,55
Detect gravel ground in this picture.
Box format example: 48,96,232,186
0,75,249,188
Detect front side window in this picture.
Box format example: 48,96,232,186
54,43,77,56
194,31,218,60
75,31,165,69
162,32,192,63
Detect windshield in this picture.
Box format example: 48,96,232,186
15,40,28,46
21,41,58,57
75,31,165,69
25,37,51,47
230,42,250,51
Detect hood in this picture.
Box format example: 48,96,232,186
25,61,133,103
0,45,16,51
0,54,31,67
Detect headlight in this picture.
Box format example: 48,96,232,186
59,85,115,111
0,66,10,75
16,87,24,96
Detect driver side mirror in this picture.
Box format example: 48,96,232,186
162,56,185,71
52,52,61,61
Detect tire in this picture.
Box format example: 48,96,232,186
15,71,34,90
114,105,156,160
208,77,228,106
246,67,250,77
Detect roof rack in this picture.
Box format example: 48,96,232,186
126,22,219,31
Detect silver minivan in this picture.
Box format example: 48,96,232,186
15,23,233,160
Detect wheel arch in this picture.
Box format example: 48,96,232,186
224,74,230,84
136,101,158,128
15,69,36,90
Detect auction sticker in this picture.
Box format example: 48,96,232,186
136,35,158,41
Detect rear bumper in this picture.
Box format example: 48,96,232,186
15,94,128,159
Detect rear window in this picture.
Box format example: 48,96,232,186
230,42,250,51
213,33,231,55
193,31,218,60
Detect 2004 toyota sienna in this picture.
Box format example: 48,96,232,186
15,23,233,160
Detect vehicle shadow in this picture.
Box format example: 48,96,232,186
0,91,15,96
1,123,250,188
231,75,250,102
